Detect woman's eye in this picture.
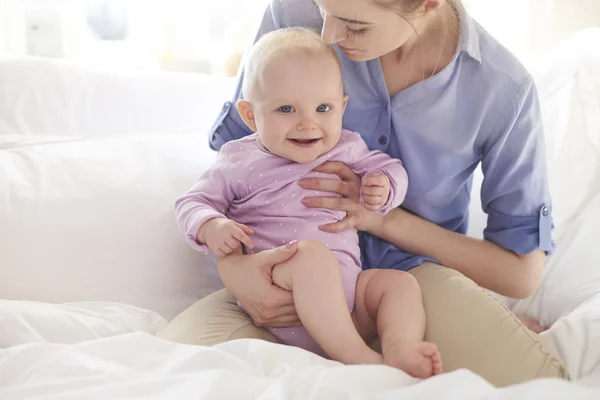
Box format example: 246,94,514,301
316,104,331,112
279,105,294,113
346,26,368,36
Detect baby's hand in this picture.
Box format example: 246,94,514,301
361,172,391,211
197,218,254,258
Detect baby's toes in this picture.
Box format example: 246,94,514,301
431,351,443,375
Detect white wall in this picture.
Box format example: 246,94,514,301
465,0,600,63
0,0,598,72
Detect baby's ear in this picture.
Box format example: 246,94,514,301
237,100,257,132
342,95,349,112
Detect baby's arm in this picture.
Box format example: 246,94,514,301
346,132,408,214
174,144,253,256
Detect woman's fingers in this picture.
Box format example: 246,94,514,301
313,161,360,183
302,196,355,211
319,216,356,233
298,177,348,196
257,305,301,327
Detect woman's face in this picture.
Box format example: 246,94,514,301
316,0,424,61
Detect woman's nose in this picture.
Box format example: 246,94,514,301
321,15,345,44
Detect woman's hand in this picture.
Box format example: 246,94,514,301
299,161,383,232
217,242,301,327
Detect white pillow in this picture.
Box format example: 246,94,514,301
0,133,224,320
0,300,167,348
0,56,235,137
511,29,600,324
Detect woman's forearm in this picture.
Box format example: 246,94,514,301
366,208,545,298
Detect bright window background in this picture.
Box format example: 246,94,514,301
0,0,598,75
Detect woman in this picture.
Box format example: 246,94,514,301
159,0,567,386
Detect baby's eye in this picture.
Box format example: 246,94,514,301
278,105,294,113
316,104,331,113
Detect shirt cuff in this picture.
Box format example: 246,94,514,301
184,214,225,254
483,204,555,255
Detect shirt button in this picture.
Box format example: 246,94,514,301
378,135,388,145
542,206,549,216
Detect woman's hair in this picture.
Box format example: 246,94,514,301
376,0,460,16
242,27,340,101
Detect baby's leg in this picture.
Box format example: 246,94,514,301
352,269,442,378
272,240,382,365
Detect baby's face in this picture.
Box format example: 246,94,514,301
251,52,347,163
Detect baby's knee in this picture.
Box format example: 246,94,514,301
295,239,338,270
376,269,422,296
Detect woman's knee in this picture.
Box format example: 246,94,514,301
157,289,264,346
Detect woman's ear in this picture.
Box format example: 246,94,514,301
236,99,257,132
422,0,445,13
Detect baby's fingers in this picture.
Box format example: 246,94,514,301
224,236,242,251
363,172,388,187
233,227,254,249
234,222,254,236
362,194,383,206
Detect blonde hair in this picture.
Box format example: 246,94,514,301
377,0,460,15
241,27,341,101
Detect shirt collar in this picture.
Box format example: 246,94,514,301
455,1,482,63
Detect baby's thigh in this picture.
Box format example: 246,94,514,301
271,239,345,290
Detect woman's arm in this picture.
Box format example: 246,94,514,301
365,209,545,299
300,161,546,299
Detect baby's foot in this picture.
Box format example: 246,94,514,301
518,315,547,334
383,341,442,378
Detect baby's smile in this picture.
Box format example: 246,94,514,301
288,138,323,147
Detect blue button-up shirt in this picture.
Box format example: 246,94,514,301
209,0,555,271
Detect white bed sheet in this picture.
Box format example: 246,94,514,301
0,334,598,400
0,296,599,399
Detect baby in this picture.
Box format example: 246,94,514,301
176,28,442,378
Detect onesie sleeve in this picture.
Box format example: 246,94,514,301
174,144,236,253
480,76,555,255
346,131,408,214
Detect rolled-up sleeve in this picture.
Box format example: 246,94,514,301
481,76,555,255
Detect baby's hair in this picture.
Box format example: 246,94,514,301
241,27,341,101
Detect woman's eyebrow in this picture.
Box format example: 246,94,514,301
312,0,374,25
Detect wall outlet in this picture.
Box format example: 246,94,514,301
25,9,63,58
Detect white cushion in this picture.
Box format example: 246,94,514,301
0,56,234,137
0,133,223,320
507,29,600,323
0,300,168,348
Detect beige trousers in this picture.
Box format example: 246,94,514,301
157,262,567,387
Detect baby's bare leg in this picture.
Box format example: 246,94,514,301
272,240,382,365
352,269,442,378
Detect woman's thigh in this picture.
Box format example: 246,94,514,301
157,289,280,346
409,262,568,387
